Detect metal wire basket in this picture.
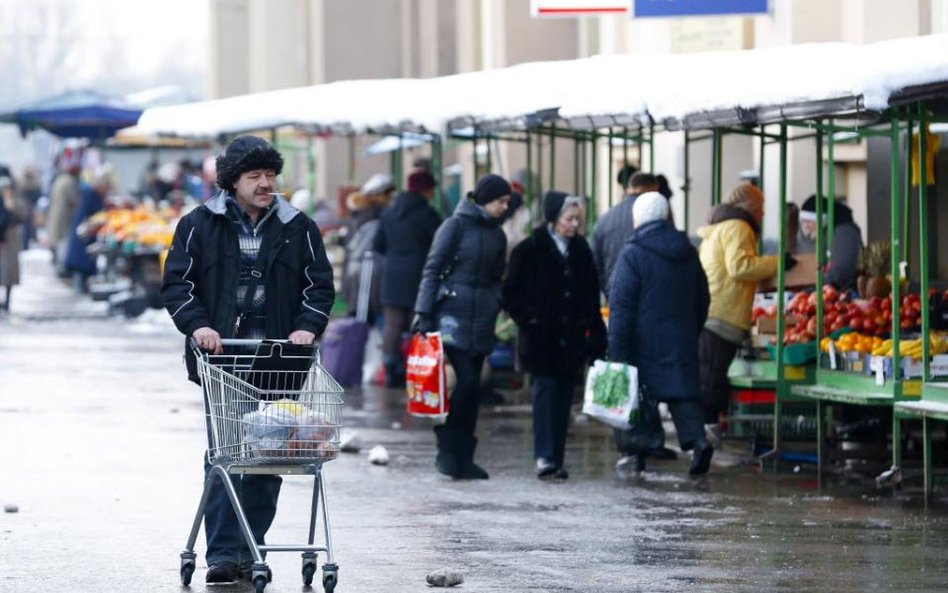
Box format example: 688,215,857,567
194,340,344,466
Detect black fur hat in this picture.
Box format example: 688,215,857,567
215,135,284,191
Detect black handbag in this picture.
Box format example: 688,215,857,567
614,386,663,454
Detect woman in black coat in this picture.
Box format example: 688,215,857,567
373,170,442,386
503,191,607,479
413,174,511,480
608,192,713,475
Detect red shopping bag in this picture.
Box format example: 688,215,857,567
405,332,449,418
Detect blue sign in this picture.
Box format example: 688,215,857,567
632,0,769,18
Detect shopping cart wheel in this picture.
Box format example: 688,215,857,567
301,552,317,586
180,564,194,586
253,575,268,593
322,562,338,593
179,551,196,586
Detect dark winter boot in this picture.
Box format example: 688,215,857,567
384,359,406,388
434,425,462,478
689,442,714,476
457,436,489,480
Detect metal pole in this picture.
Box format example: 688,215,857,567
622,126,629,171
814,123,824,347
683,129,690,232
536,130,544,204
758,124,766,190
648,122,655,174
919,103,931,380
573,137,580,195
773,123,788,459
525,130,534,217
347,135,355,185
589,132,598,228
827,123,835,247
889,111,903,469
607,127,615,207
432,135,444,216
711,129,722,206
308,133,317,201
904,117,913,266
472,130,479,180
549,122,556,192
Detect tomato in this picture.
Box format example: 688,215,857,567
850,318,863,331
807,318,817,336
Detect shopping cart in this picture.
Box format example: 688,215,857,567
179,339,344,593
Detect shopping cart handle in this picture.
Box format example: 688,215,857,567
189,338,288,353
219,338,291,346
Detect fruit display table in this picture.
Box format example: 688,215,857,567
895,382,948,496
81,206,178,316
727,358,815,439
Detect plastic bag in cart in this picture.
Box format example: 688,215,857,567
242,400,339,459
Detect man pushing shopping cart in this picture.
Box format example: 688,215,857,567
162,135,339,592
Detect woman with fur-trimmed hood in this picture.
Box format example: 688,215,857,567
696,183,786,436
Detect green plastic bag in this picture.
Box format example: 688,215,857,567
582,360,639,429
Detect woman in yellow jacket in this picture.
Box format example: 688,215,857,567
697,183,793,434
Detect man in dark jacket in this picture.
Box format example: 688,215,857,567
373,169,442,386
800,194,863,291
608,192,713,475
592,171,659,296
161,136,334,585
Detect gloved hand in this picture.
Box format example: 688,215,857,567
410,313,435,334
784,252,798,271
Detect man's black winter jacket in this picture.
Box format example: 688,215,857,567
161,192,335,380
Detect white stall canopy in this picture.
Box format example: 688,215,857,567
133,34,948,139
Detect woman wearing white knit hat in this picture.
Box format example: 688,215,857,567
608,191,714,475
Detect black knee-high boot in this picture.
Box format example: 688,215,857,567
434,425,462,478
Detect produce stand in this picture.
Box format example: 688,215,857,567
727,357,816,441
80,205,178,316
777,104,948,496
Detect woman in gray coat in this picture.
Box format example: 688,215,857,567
413,174,511,480
0,174,31,311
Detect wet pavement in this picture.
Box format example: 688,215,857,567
3,250,948,593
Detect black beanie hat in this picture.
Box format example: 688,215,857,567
215,135,284,191
543,190,570,223
468,174,511,205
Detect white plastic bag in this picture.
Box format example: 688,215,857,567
582,360,639,429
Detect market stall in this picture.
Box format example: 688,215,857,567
131,34,948,494
79,203,180,315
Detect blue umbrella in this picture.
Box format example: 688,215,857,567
1,90,142,141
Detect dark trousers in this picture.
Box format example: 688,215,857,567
699,328,740,425
202,399,281,567
381,305,411,363
615,397,706,453
444,347,485,438
532,374,574,467
666,399,707,451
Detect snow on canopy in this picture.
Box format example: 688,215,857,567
134,34,948,138
558,34,948,127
